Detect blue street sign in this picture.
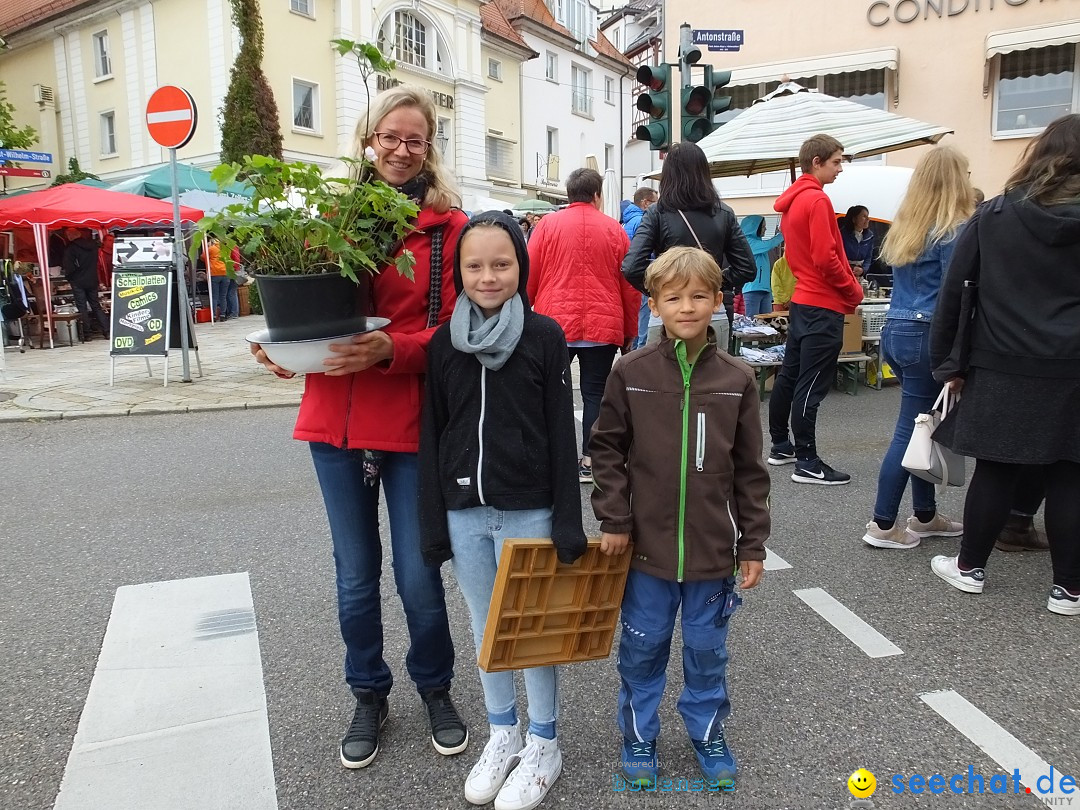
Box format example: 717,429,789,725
0,148,53,163
692,29,744,52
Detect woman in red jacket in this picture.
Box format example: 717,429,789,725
253,86,470,769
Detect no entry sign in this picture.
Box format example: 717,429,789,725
145,86,198,149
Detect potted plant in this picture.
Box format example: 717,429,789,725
190,41,418,348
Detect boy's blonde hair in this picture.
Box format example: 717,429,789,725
645,246,723,297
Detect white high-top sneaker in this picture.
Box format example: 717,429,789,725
494,733,562,810
464,724,524,805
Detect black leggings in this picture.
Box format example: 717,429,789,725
960,459,1080,591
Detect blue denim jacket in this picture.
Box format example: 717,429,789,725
886,235,956,323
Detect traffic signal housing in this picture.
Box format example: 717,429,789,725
635,63,672,151
681,65,734,143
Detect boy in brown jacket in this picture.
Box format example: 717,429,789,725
591,246,770,791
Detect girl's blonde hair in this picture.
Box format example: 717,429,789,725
345,84,461,213
880,145,974,267
645,246,723,297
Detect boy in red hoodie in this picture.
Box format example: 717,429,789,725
767,135,864,485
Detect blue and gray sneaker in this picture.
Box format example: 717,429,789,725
620,738,658,787
691,727,737,788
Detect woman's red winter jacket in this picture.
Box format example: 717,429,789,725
292,206,468,452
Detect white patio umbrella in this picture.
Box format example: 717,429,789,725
694,83,952,181
602,167,621,222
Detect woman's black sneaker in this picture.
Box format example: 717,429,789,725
421,687,469,755
767,443,797,465
791,458,851,485
340,689,389,768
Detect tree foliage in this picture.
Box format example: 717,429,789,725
51,157,101,187
220,0,283,163
0,80,38,151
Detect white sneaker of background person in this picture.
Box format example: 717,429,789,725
465,724,524,805
494,733,562,810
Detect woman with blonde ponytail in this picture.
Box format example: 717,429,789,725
862,145,974,550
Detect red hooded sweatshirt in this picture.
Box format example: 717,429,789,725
773,174,863,314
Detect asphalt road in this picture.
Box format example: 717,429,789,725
1,386,1076,810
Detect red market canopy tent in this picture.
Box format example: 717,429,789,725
0,184,203,347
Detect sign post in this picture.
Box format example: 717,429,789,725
145,85,198,383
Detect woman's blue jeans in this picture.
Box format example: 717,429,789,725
448,505,558,739
210,276,229,319
309,444,455,696
742,290,773,318
872,320,941,522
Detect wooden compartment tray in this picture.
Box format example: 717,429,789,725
478,538,630,672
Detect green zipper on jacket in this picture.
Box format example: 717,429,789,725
674,339,700,582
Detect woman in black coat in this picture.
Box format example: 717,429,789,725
621,142,755,351
929,114,1080,616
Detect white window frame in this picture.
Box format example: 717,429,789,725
571,64,592,118
99,110,117,156
92,30,112,80
486,135,516,180
291,79,319,133
604,76,615,105
545,52,558,82
488,58,503,81
379,10,449,76
289,0,314,18
991,44,1078,140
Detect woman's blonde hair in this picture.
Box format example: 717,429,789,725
345,84,461,213
645,246,723,297
880,145,974,267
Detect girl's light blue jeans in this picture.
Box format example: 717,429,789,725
448,505,559,739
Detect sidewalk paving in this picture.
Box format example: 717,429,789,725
0,315,302,422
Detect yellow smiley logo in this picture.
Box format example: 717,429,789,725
848,768,877,798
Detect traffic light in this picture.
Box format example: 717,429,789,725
681,65,734,143
634,64,672,151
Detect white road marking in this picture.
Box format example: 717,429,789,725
920,690,1067,802
793,587,902,658
764,548,792,570
53,573,277,810
574,409,583,423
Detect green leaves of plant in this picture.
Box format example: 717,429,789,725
190,154,419,284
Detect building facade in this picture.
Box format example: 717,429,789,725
495,0,633,203
662,0,1078,214
0,0,533,202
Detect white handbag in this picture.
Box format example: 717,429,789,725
901,387,966,488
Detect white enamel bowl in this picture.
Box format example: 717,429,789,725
245,317,390,374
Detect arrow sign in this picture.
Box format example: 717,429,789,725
0,148,53,163
0,167,51,178
113,237,174,266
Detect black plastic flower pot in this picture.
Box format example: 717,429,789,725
256,273,370,342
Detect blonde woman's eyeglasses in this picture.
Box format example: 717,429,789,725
374,132,431,155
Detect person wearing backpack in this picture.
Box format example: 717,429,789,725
62,227,109,340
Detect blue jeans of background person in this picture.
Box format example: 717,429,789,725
569,344,619,458
309,444,455,697
632,295,650,350
742,290,773,318
210,276,229,320
617,569,739,744
225,279,240,319
448,505,558,739
872,320,941,522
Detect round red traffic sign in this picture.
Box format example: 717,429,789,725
145,85,198,149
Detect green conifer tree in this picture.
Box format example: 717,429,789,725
220,0,283,163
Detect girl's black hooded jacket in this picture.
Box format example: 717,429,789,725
418,211,587,566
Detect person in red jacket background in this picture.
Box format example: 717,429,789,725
526,168,638,484
767,134,864,486
252,86,470,771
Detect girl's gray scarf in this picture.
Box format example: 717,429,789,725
449,291,524,371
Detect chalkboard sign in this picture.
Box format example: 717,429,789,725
109,271,172,356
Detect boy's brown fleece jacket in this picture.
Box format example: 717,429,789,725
590,333,771,582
